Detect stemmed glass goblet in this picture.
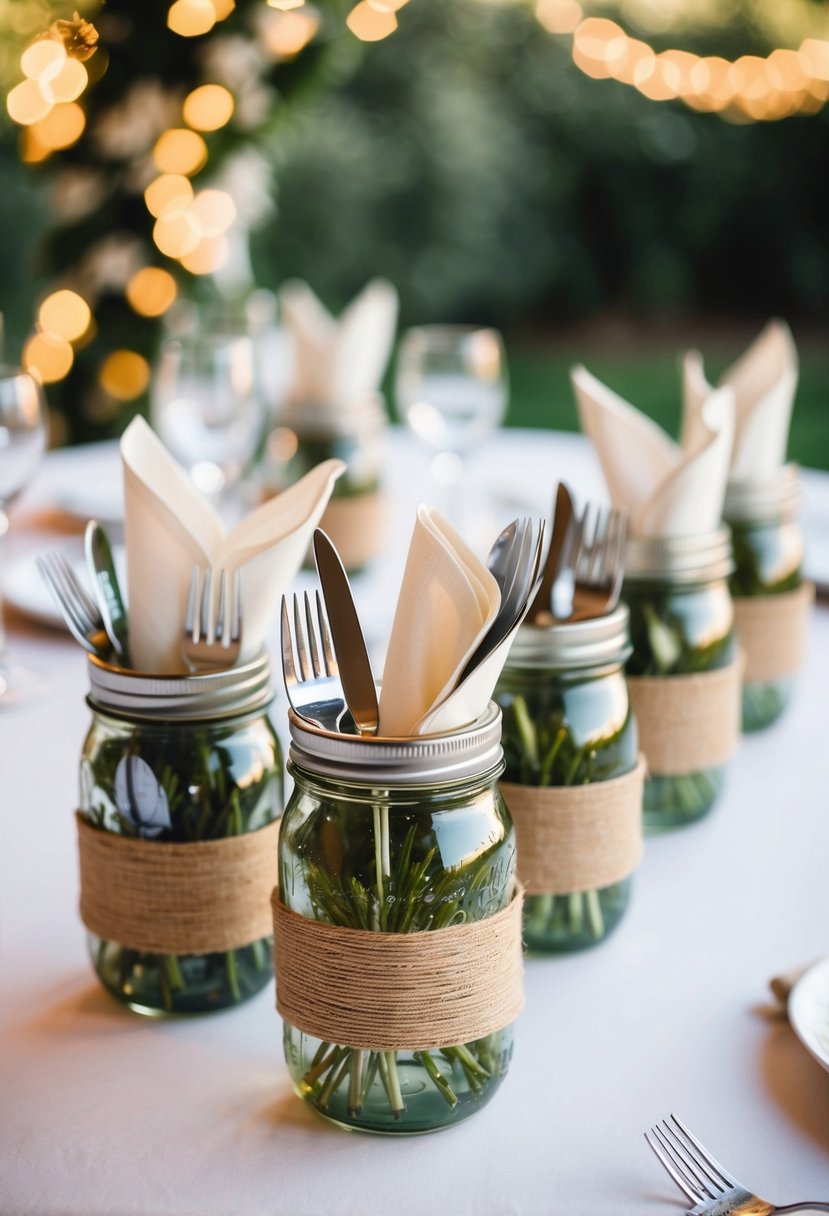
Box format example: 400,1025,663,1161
0,365,48,707
395,325,508,529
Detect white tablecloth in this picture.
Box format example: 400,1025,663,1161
1,430,828,1216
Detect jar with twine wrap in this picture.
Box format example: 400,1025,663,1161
78,650,282,1016
622,528,741,831
274,704,523,1135
725,466,813,732
494,605,644,954
262,397,389,574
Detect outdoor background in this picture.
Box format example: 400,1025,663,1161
1,0,827,464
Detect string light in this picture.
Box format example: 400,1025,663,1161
346,2,398,42
38,289,91,341
182,83,234,131
144,174,194,218
99,351,151,401
260,9,320,56
23,332,74,383
126,267,178,317
152,128,208,175
167,0,216,37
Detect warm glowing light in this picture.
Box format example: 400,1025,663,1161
660,49,698,97
535,0,582,35
183,83,234,131
167,0,216,37
211,0,236,17
153,206,202,258
572,18,626,80
24,332,74,383
20,38,66,80
99,351,151,401
190,189,236,236
261,9,320,55
21,127,51,163
41,57,87,104
346,2,397,42
367,0,409,11
7,79,51,126
126,267,178,317
38,289,91,342
144,174,194,218
152,129,208,176
612,38,654,86
267,0,305,8
31,102,85,150
179,233,230,274
634,53,681,101
767,48,808,92
800,39,829,82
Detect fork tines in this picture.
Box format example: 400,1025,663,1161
645,1114,736,1207
280,590,336,690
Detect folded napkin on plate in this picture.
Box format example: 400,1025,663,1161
280,278,398,417
683,319,798,482
122,416,344,673
378,505,509,737
572,364,735,537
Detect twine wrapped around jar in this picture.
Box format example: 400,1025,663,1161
733,581,814,684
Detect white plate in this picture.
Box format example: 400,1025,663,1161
789,956,829,1075
50,474,124,527
5,543,127,630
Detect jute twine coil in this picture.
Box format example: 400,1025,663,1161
734,581,814,685
500,757,645,896
627,655,743,777
76,813,280,955
272,887,525,1051
318,490,388,572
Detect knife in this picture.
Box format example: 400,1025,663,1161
84,519,129,664
526,482,574,624
313,529,379,736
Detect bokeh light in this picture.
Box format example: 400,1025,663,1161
30,102,85,150
153,129,208,175
23,332,74,383
126,267,178,317
144,174,194,218
38,289,91,341
7,78,51,125
40,57,87,104
346,2,397,42
167,0,216,37
261,9,320,56
99,350,151,400
183,83,234,131
179,233,230,274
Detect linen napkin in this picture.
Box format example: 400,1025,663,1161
280,278,399,418
572,364,735,537
122,416,344,673
682,319,798,481
378,505,504,737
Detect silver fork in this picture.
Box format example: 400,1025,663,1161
280,591,349,732
37,549,109,658
645,1114,829,1215
564,502,626,622
181,566,242,673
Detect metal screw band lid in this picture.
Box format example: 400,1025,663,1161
87,650,273,722
288,702,504,786
623,526,734,585
724,464,800,524
506,604,632,671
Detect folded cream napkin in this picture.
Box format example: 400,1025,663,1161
122,416,344,673
378,505,505,737
572,364,735,537
683,319,798,481
280,278,399,419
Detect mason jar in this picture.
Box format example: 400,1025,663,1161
264,396,387,572
494,606,641,953
79,652,283,1016
275,704,521,1135
622,528,738,831
725,467,804,731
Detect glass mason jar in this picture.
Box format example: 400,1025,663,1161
277,704,517,1135
264,396,387,572
622,529,736,831
725,468,804,731
495,606,639,953
79,652,283,1016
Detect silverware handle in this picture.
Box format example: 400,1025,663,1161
774,1204,829,1213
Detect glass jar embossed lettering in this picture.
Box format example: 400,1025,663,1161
79,652,283,1016
276,705,519,1135
495,607,640,953
726,468,804,731
622,529,738,831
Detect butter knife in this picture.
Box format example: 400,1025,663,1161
84,519,129,664
313,529,379,736
527,482,574,624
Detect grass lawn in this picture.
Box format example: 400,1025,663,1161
505,338,829,472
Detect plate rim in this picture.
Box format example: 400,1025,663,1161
789,955,829,1075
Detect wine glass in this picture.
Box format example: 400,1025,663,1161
395,325,508,527
0,365,48,707
151,332,265,515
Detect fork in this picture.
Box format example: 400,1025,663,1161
280,591,349,732
565,503,626,622
37,549,109,659
645,1113,829,1215
181,566,242,673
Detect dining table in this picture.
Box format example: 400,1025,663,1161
1,426,828,1216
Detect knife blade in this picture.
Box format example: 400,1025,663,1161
313,529,379,736
84,519,129,664
527,482,574,624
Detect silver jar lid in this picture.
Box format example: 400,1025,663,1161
288,701,503,786
624,526,734,584
724,464,800,525
506,604,631,671
87,650,273,722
